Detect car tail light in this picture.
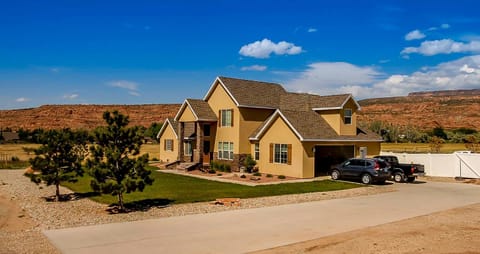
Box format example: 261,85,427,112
411,166,415,174
374,162,381,171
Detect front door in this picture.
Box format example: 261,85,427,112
203,141,211,164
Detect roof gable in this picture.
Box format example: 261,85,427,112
156,118,178,139
174,99,217,122
250,109,382,142
204,76,286,109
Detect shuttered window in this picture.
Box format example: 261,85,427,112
269,143,292,165
164,139,174,151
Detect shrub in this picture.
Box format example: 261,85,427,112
266,174,273,178
240,174,246,178
11,156,20,162
253,172,261,176
151,157,159,162
278,175,286,179
210,161,231,172
208,169,216,174
217,173,222,176
244,154,256,173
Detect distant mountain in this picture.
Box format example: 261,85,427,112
0,104,181,131
1,89,479,132
358,89,480,131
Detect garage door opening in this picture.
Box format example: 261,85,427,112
314,145,354,176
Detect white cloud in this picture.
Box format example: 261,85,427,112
405,29,426,41
16,97,30,102
241,65,267,71
307,28,317,33
50,68,60,73
108,80,141,96
63,94,79,100
285,62,383,97
401,39,480,56
129,91,140,97
239,38,303,58
284,56,480,99
441,23,450,29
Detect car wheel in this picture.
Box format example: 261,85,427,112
406,176,416,183
361,173,372,184
331,170,340,180
393,172,404,183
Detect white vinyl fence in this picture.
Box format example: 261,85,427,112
380,152,480,178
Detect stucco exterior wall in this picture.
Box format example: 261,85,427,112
206,83,240,161
318,110,340,134
340,99,357,135
158,123,178,163
178,105,197,122
239,108,274,154
256,116,306,178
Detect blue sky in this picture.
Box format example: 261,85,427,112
1,0,480,109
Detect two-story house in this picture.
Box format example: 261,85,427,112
157,76,382,178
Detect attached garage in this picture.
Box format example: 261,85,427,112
314,145,354,176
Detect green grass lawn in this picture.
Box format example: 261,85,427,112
63,167,362,206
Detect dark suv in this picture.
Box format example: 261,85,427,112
331,158,391,184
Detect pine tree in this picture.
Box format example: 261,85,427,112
26,129,88,201
87,111,153,212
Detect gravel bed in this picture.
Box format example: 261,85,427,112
0,169,395,253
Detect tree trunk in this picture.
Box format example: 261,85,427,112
55,183,60,201
118,192,125,212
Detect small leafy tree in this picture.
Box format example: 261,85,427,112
87,111,154,212
244,154,257,173
429,136,445,153
26,129,88,201
464,135,480,153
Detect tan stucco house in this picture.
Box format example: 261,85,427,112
157,76,382,178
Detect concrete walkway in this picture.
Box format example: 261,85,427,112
44,182,480,254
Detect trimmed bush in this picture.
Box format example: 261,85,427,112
266,174,273,178
253,172,261,176
240,174,246,178
278,175,286,179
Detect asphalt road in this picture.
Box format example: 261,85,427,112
44,181,480,254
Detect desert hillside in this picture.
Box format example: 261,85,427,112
0,104,181,130
358,89,480,131
1,89,479,131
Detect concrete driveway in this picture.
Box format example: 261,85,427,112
44,181,480,254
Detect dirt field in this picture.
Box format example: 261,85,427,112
1,175,479,254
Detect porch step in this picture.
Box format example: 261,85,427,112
176,162,199,171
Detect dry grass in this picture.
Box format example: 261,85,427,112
0,144,40,161
0,143,160,162
381,143,469,153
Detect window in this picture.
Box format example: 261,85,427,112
269,143,291,164
218,141,234,160
184,142,192,156
219,109,233,127
203,124,211,136
254,143,260,161
164,139,174,151
344,109,352,125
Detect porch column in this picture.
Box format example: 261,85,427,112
178,122,184,162
197,122,204,165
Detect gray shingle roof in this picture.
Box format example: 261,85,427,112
218,76,287,108
250,110,382,141
186,99,217,121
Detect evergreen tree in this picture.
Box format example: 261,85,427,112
26,129,88,201
87,111,153,212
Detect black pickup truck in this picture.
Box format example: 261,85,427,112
374,155,424,183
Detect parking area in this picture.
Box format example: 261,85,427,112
44,181,480,254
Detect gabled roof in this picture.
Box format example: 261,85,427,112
310,94,361,110
156,118,196,140
156,118,178,139
203,76,287,109
250,109,382,142
174,99,217,122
